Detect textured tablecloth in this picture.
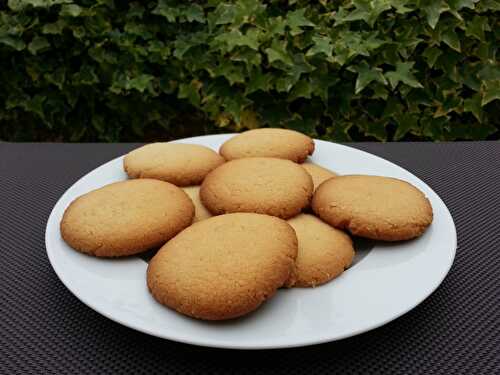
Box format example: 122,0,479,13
1,141,499,374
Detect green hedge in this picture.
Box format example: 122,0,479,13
1,0,499,142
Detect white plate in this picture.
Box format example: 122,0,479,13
46,134,456,350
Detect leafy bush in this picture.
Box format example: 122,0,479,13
0,0,499,142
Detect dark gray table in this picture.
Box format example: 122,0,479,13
1,142,499,374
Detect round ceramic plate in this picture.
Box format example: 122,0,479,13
46,134,456,349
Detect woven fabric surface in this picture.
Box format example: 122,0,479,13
0,142,499,374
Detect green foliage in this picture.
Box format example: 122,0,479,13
0,0,499,142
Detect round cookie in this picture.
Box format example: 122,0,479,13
287,214,354,287
124,143,225,186
182,186,212,222
220,128,314,163
301,162,338,191
61,179,194,257
312,175,433,241
147,213,298,320
200,157,314,219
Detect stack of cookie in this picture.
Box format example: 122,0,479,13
61,128,433,321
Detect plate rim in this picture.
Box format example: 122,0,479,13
45,134,457,350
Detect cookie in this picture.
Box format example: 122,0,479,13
200,157,314,219
301,162,338,191
287,214,354,287
147,213,298,320
312,175,433,241
182,186,212,222
60,179,194,257
124,143,225,186
220,128,314,163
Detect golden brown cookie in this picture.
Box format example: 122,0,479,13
182,186,212,222
200,157,314,219
147,213,298,320
60,179,194,257
301,162,338,191
220,128,314,163
287,214,354,287
312,175,433,241
124,143,225,186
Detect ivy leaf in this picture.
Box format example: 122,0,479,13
45,67,66,90
353,61,387,94
73,65,99,85
371,83,389,100
286,9,315,36
309,68,337,102
335,1,391,28
275,74,300,93
286,114,317,136
8,93,46,120
27,94,47,121
146,40,171,61
306,35,333,58
42,20,66,35
464,93,483,122
238,109,260,130
27,35,49,55
289,80,312,101
60,4,83,17
72,26,86,39
209,3,237,27
221,93,252,124
265,17,286,36
178,80,201,106
8,0,72,11
481,80,500,106
89,45,118,64
442,29,461,52
393,113,419,140
466,15,490,41
265,40,293,66
184,4,205,23
0,35,25,51
213,29,259,53
435,50,462,82
385,62,423,89
152,1,179,22
434,92,462,117
422,47,442,68
246,68,272,95
449,0,479,11
422,1,450,29
213,60,246,86
422,115,448,140
358,118,387,141
392,0,414,14
124,22,153,39
460,64,481,91
173,32,208,59
478,64,500,81
477,0,500,11
231,48,262,68
127,74,154,93
127,3,145,19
